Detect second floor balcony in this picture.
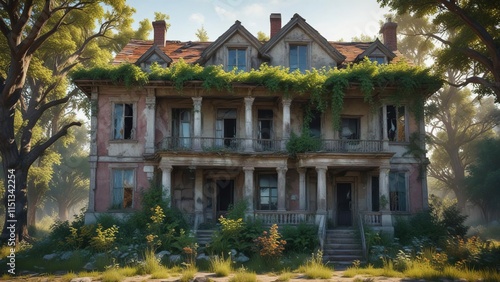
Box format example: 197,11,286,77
156,136,385,154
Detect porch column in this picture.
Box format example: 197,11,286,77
244,97,255,152
86,86,98,223
145,89,156,154
298,168,307,210
382,104,389,150
160,165,173,206
194,168,204,229
243,167,255,218
316,166,327,214
281,98,292,149
192,97,203,151
88,159,97,212
277,166,288,211
379,167,393,227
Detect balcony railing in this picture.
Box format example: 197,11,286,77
360,212,382,226
157,137,385,153
254,211,316,225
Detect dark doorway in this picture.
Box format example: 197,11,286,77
337,183,352,226
216,180,234,218
223,119,237,147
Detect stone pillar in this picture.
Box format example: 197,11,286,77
86,87,99,223
194,168,204,229
243,167,255,218
88,159,97,212
192,97,203,151
316,166,327,214
281,98,292,149
379,167,393,228
143,165,155,181
382,104,389,150
244,97,255,152
160,165,173,206
298,168,307,210
145,89,156,154
277,166,288,211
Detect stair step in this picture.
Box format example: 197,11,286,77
324,243,362,249
323,249,363,256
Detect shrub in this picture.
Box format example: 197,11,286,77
90,224,119,252
254,224,286,259
281,223,318,253
286,131,322,156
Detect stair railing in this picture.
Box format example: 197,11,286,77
358,213,368,260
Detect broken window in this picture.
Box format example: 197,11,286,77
113,103,134,140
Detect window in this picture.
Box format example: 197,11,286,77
387,105,406,142
259,174,278,210
216,109,237,147
113,103,134,140
389,172,407,211
258,109,274,150
308,110,322,138
289,45,308,72
228,48,247,71
368,56,386,64
371,176,380,212
172,109,192,148
340,118,360,139
112,169,134,209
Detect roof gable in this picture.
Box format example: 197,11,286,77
136,45,173,66
260,13,346,63
356,38,396,61
197,21,262,65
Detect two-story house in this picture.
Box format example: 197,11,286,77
75,13,436,238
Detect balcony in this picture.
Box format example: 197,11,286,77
157,137,385,153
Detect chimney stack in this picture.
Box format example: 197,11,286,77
379,17,398,51
270,13,282,38
152,20,167,47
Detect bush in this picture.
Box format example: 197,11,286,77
286,131,322,156
254,224,286,259
281,223,318,253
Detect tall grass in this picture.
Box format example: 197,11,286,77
101,268,125,282
229,269,257,282
180,265,197,282
296,251,333,279
209,255,232,277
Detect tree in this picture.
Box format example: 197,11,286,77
351,34,377,42
378,0,500,100
257,31,269,41
0,0,139,243
48,125,89,221
195,25,209,42
466,138,500,222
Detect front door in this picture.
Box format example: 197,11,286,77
216,180,234,218
337,183,352,226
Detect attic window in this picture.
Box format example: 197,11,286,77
289,44,308,72
227,48,247,72
368,56,387,64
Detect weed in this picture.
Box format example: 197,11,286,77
61,272,77,282
277,270,294,281
297,250,333,279
180,265,197,282
118,266,138,277
229,268,257,282
101,268,125,282
210,255,232,277
151,267,171,279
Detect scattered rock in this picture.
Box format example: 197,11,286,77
197,253,210,261
193,277,209,282
230,249,237,257
235,253,249,263
43,253,57,260
169,254,181,262
156,250,171,259
83,262,95,271
70,278,92,282
60,251,73,260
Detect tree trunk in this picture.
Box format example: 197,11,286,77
58,200,69,222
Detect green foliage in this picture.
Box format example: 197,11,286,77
72,60,442,128
286,131,322,156
208,216,263,256
229,269,257,282
90,224,119,252
297,250,333,279
281,224,318,253
226,199,249,220
209,255,232,277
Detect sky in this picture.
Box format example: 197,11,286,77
125,0,392,42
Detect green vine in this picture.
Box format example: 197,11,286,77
71,58,442,128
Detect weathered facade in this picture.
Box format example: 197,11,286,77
76,13,432,237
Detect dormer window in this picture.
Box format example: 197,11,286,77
289,44,308,72
368,56,387,65
228,48,247,71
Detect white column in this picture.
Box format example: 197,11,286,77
379,167,390,211
192,97,202,151
316,166,327,214
194,168,204,227
382,104,389,150
145,89,156,154
243,167,255,217
281,98,292,149
160,165,173,206
277,166,288,211
298,168,307,210
244,97,255,152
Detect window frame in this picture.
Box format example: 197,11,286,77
227,47,248,72
257,109,274,140
389,171,408,212
110,168,136,210
258,173,278,211
111,101,137,141
289,43,309,73
368,56,387,64
386,105,408,142
172,108,193,148
339,117,360,139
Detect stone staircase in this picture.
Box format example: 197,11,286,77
196,229,215,246
322,228,364,265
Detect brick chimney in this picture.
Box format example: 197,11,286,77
379,17,398,51
270,13,281,38
152,20,166,47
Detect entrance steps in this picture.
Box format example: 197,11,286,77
322,228,364,265
196,229,215,246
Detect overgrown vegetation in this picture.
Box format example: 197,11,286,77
72,59,442,129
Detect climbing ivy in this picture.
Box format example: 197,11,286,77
71,59,442,128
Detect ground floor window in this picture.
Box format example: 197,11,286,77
389,172,407,211
371,176,380,211
258,174,278,210
112,169,134,209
